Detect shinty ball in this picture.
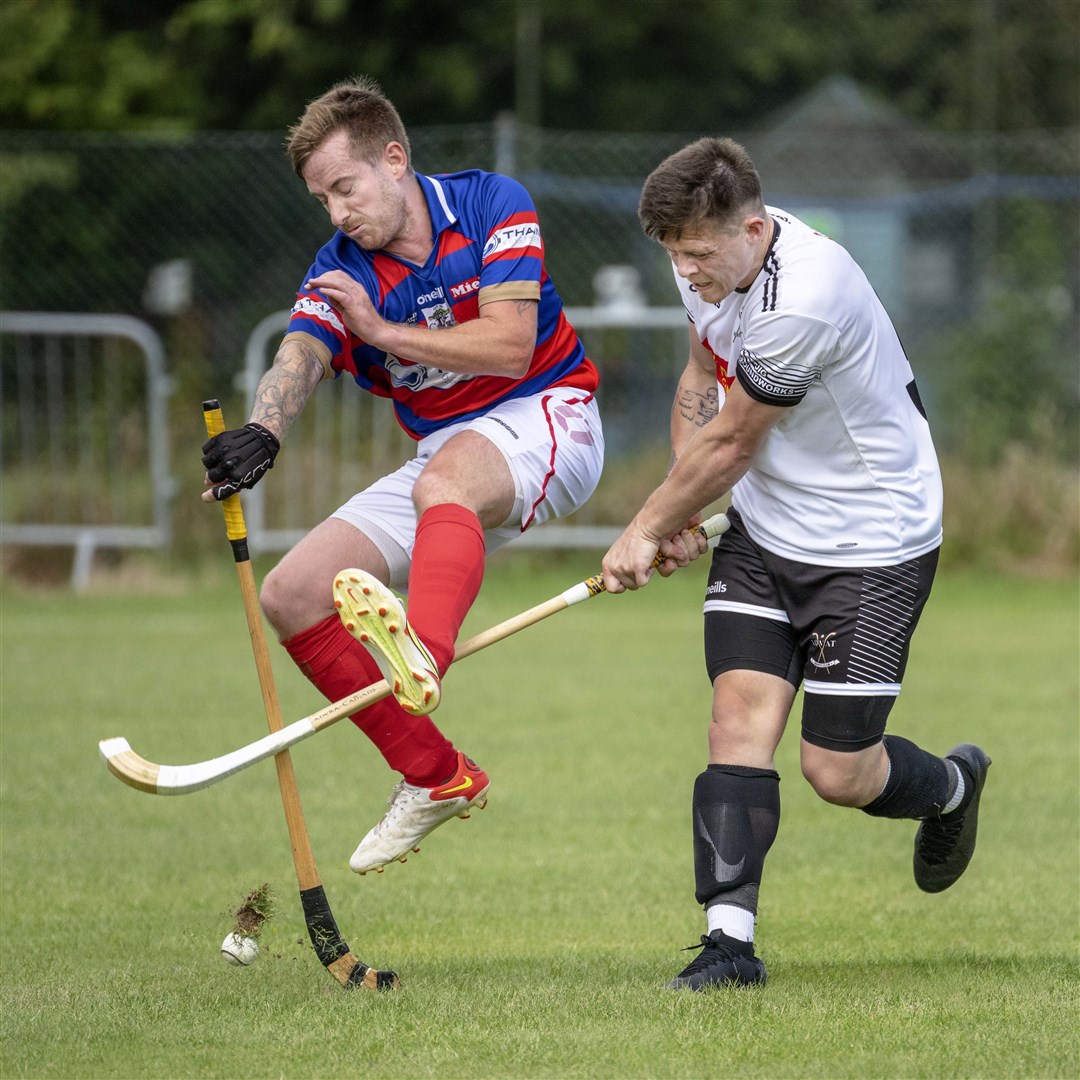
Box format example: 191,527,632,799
221,932,259,966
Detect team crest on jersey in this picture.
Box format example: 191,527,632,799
422,302,457,330
381,294,468,390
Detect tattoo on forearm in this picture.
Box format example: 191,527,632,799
250,342,324,437
676,386,719,427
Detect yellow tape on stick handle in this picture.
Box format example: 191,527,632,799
201,399,248,544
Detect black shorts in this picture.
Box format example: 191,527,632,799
703,510,939,749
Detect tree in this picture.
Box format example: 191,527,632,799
1,0,1076,134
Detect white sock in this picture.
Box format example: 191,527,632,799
706,902,755,943
942,759,966,813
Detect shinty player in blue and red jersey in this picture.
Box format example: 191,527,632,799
201,77,604,874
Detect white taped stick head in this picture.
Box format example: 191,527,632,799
98,737,132,762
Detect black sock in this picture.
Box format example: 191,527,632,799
693,764,781,907
862,735,950,820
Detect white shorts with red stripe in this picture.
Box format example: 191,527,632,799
331,386,604,587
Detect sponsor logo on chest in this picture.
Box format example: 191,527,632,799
451,277,480,299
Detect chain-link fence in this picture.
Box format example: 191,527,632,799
3,81,1077,370
2,76,1077,570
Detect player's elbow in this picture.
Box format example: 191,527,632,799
506,348,533,378
500,331,535,378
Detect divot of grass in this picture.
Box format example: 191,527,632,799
228,881,275,939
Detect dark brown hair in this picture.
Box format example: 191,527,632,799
285,75,412,177
638,137,765,241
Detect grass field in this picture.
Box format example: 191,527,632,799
1,553,1077,1079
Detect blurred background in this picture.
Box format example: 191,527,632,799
1,0,1077,586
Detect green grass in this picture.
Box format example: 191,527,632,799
1,557,1077,1079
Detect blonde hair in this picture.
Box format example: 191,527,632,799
285,75,412,177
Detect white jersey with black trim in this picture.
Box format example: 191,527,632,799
677,207,942,567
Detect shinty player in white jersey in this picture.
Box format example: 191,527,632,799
602,136,991,991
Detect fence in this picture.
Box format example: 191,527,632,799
0,304,689,585
2,88,1076,387
1,86,1077,582
0,312,176,589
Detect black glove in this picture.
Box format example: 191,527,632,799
201,422,280,501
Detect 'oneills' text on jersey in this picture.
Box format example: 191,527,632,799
679,208,943,568
288,170,598,439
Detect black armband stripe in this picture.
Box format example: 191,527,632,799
735,350,814,407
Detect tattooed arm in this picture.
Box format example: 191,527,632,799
670,326,721,464
600,323,788,589
248,332,331,442
631,325,785,546
199,333,329,503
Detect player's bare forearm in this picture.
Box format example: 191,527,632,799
249,337,326,440
670,329,721,462
375,298,537,377
307,268,537,377
675,383,719,427
671,364,719,460
644,385,786,540
640,441,741,540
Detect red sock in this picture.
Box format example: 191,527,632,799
283,614,456,787
407,504,486,674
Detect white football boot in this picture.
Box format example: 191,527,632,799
349,752,491,874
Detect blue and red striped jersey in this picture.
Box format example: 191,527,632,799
287,169,599,439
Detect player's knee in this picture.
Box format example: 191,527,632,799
258,565,288,629
410,467,449,512
708,710,761,764
801,750,862,805
708,674,790,766
259,562,313,637
799,692,895,806
800,740,885,807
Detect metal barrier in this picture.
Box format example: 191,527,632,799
238,306,688,552
0,312,176,589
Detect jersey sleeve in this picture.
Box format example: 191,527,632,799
736,312,839,407
476,175,544,306
286,248,396,394
287,250,352,365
